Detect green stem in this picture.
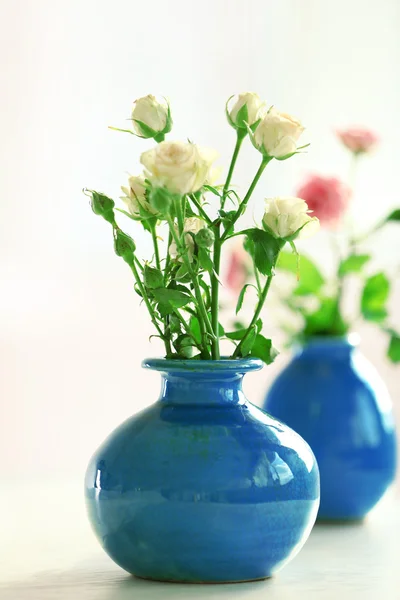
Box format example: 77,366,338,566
164,231,173,285
167,214,215,354
172,308,207,356
222,130,246,207
175,197,185,235
189,195,212,224
164,320,173,356
210,229,221,359
134,255,144,271
148,220,172,354
149,221,161,270
130,260,165,341
232,274,273,359
210,131,246,360
221,157,271,242
181,195,187,221
174,199,214,339
253,260,262,295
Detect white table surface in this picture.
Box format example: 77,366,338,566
1,481,399,600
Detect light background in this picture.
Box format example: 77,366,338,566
1,0,399,480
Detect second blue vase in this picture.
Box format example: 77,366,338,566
264,336,397,521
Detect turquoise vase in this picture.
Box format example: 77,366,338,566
85,358,320,583
264,336,397,521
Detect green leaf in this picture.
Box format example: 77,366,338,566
190,315,224,345
189,316,202,345
149,187,172,213
167,282,191,293
198,277,211,308
374,208,400,232
143,266,164,289
388,334,400,363
225,95,236,129
157,303,172,317
226,189,240,205
277,250,324,295
235,284,255,315
115,207,137,221
226,319,262,341
234,103,249,129
219,209,237,234
174,334,194,351
197,247,214,273
153,288,191,309
203,185,221,197
241,325,258,356
226,329,247,341
168,314,182,334
243,229,285,276
303,296,348,337
177,335,194,348
250,334,279,365
175,264,190,281
249,118,261,133
131,119,158,139
338,254,370,276
385,209,400,222
361,273,390,322
134,284,143,298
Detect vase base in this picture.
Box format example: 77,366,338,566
134,574,272,585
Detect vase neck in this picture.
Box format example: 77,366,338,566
161,372,247,406
296,334,359,360
142,358,263,406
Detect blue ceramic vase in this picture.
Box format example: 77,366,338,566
264,336,397,521
85,358,320,583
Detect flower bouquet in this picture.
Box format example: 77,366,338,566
276,127,400,359
85,93,319,364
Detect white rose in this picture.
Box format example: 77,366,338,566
120,175,157,217
263,197,319,240
169,217,207,261
131,95,169,138
140,141,218,195
228,92,265,129
253,108,305,158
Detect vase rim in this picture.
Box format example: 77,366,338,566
142,357,264,374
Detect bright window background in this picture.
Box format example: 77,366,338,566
1,0,399,479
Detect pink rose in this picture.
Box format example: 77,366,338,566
336,127,378,154
297,175,350,225
225,245,252,294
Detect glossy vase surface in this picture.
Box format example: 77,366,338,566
264,336,397,521
85,358,320,583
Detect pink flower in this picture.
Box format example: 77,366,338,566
336,127,379,154
225,244,252,294
297,175,350,225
